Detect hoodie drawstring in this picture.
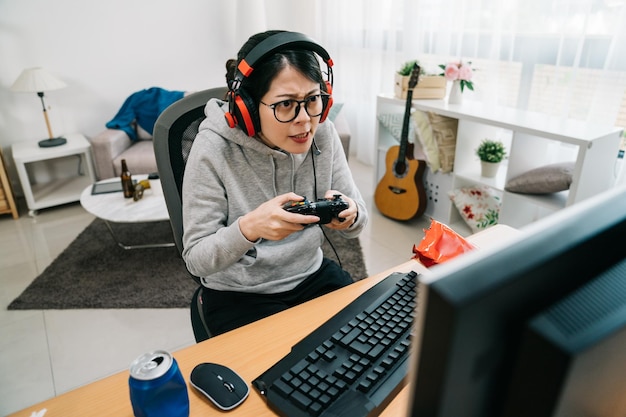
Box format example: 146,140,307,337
269,155,278,196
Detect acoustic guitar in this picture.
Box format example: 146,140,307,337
374,63,427,221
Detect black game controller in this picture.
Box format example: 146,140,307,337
283,195,349,224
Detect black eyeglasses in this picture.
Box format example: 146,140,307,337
260,93,330,123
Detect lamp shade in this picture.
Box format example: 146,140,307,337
11,67,67,93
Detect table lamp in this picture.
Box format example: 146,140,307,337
11,67,68,148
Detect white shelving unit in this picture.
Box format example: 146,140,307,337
375,94,624,230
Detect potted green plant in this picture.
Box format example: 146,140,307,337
398,60,421,77
476,139,506,177
394,60,446,100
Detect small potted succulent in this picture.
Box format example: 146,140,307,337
476,139,506,177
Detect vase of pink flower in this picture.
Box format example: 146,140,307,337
439,61,474,104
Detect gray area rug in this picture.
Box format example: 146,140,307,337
8,219,368,310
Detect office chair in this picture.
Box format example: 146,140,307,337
153,87,228,343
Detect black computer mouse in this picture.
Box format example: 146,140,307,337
190,362,250,410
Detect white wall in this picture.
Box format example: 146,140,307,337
0,0,317,189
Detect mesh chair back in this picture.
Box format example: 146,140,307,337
154,87,228,343
153,87,228,257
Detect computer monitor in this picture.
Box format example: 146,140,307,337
406,185,626,417
501,256,626,416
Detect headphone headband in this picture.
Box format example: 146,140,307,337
235,32,333,81
225,31,334,136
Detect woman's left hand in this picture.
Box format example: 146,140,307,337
323,190,358,230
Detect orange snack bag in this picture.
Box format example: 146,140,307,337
413,219,475,267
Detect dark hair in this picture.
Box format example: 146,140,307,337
225,30,327,106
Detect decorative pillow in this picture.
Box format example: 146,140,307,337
505,162,574,194
427,112,458,173
412,110,441,172
448,186,501,233
327,102,344,122
377,112,415,142
377,112,429,161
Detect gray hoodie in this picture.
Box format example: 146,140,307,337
182,98,368,294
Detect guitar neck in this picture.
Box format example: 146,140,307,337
398,89,414,159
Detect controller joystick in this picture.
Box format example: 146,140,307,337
283,195,349,224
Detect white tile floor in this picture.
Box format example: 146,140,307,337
0,159,431,416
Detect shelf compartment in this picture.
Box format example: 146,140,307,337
454,166,508,192
500,190,568,228
30,176,93,210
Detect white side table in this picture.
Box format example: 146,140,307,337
12,133,96,216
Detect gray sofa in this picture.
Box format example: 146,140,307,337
90,105,352,180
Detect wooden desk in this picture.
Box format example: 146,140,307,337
9,225,519,417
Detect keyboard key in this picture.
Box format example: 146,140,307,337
367,344,386,360
309,402,324,416
357,379,373,393
273,379,293,397
291,390,313,410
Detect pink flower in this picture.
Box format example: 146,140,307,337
458,65,473,81
444,64,460,81
444,61,473,81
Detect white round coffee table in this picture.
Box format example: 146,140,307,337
80,175,175,249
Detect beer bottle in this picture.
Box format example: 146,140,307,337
120,159,134,198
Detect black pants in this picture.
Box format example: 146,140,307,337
202,258,353,336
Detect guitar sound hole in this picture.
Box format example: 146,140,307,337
393,160,408,178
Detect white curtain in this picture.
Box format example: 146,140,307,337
315,0,626,165
233,0,268,46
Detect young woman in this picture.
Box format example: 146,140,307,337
182,30,368,336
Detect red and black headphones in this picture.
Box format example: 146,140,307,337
224,31,334,137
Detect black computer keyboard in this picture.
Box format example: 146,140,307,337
252,270,418,417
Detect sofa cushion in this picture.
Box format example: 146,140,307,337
332,110,351,159
137,124,152,140
111,140,158,177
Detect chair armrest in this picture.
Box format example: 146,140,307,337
90,129,133,179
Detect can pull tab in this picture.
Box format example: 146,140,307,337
143,355,164,372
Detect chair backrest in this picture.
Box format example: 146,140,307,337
153,87,228,257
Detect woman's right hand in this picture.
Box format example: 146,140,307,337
239,192,320,242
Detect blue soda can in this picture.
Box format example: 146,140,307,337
129,350,190,417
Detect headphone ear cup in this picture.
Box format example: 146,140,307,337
224,91,238,129
238,92,261,136
319,81,334,123
228,91,260,136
